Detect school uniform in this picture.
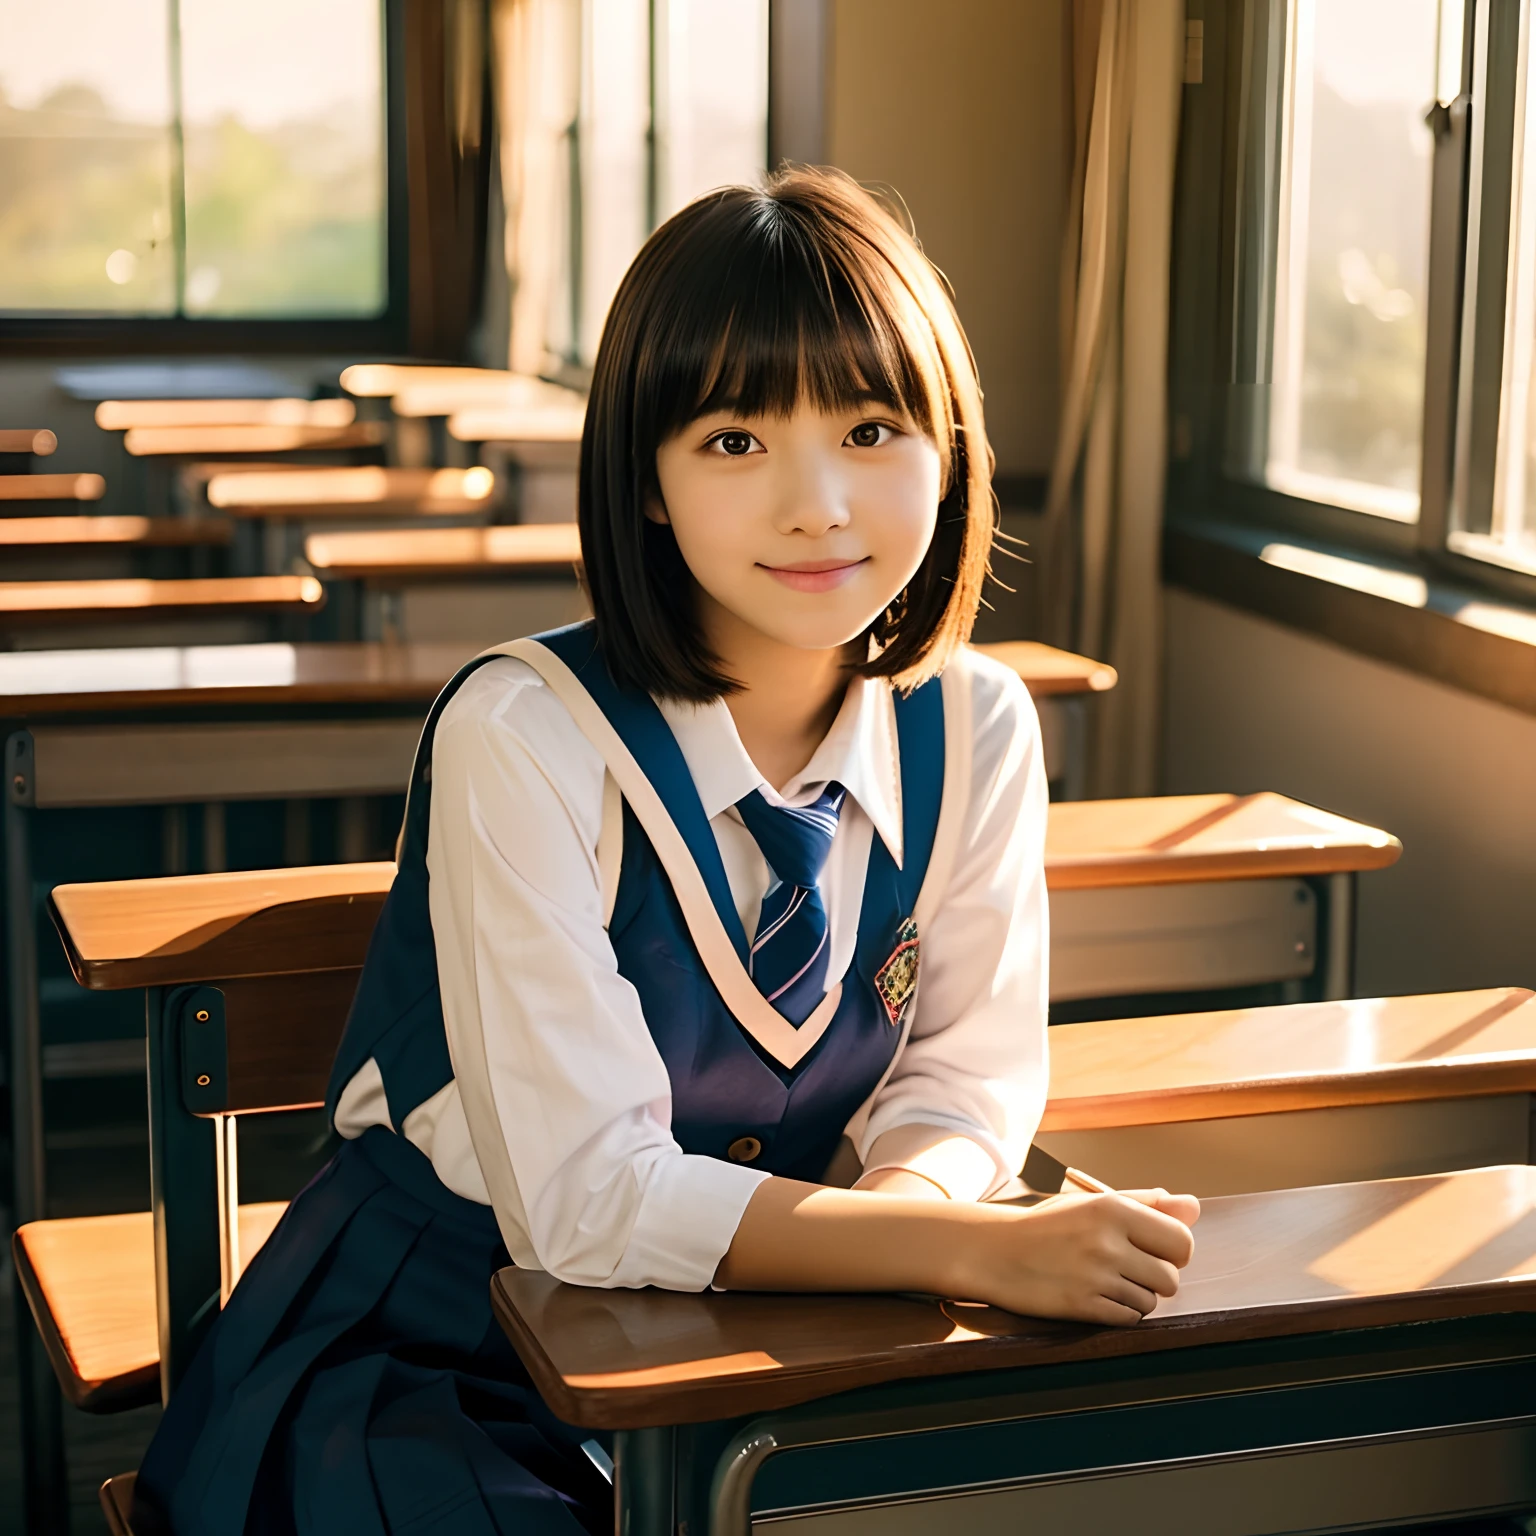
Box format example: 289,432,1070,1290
135,621,1049,1535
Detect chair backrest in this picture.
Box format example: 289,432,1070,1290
50,863,392,1395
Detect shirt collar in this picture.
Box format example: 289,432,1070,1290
655,676,904,867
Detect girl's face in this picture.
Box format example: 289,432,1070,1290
650,402,942,655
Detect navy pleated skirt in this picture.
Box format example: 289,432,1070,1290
134,1127,611,1535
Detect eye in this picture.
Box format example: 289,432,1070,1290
706,429,762,457
845,421,895,448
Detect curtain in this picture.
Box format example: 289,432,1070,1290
403,0,493,359
1043,0,1186,797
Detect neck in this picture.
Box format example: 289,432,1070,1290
701,597,855,791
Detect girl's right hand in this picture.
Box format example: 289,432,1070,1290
955,1189,1198,1326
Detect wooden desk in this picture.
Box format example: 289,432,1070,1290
95,398,355,431
972,640,1117,697
304,522,583,579
121,422,387,457
0,638,471,716
206,464,497,518
339,363,518,397
447,404,585,444
0,472,106,502
0,428,58,456
0,575,323,627
492,1165,1536,1534
0,516,230,551
1040,988,1536,1196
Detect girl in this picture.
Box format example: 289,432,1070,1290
136,167,1198,1535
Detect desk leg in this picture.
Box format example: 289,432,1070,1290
1317,871,1357,1001
1061,695,1090,802
147,986,222,1401
615,1426,676,1536
5,747,68,1536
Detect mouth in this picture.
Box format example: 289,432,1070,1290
758,557,870,593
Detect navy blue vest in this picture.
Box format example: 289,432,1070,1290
326,622,945,1185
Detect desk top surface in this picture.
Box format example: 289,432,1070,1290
1043,987,1536,1129
304,522,582,578
0,472,106,502
49,792,1400,985
0,576,324,623
0,429,57,456
122,422,386,457
972,640,1116,696
206,465,495,517
0,640,475,716
96,398,355,431
51,861,397,989
491,1164,1536,1428
1044,791,1401,886
0,516,231,549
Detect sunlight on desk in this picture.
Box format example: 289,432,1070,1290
96,398,355,430
207,464,494,512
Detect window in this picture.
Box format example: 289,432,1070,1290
1229,0,1443,522
499,0,768,378
0,0,388,320
1208,0,1536,593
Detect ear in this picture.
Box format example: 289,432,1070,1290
643,492,671,526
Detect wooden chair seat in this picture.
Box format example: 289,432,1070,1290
13,1204,286,1412
0,575,324,626
0,515,230,549
0,471,106,502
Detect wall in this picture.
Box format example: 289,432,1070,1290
825,0,1067,480
1164,589,1536,996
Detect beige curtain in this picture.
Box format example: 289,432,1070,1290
1044,0,1186,798
492,0,580,377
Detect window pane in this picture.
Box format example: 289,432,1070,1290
1240,0,1440,520
177,0,386,317
1481,2,1536,572
653,0,769,220
0,0,176,313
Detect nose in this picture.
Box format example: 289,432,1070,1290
772,444,851,538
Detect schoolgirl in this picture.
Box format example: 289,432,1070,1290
135,166,1197,1535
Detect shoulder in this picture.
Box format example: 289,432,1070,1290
943,644,1042,767
433,655,605,786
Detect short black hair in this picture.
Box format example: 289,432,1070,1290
579,165,996,700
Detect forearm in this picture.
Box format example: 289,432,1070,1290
713,1174,996,1294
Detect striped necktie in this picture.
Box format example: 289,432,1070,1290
735,782,846,1027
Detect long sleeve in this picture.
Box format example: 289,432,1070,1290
425,660,769,1291
853,651,1051,1199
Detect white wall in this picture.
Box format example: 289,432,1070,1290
1164,589,1536,996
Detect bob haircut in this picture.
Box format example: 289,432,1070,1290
579,165,996,701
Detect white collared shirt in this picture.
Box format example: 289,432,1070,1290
334,646,1049,1292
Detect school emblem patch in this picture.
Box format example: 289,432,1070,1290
874,916,920,1027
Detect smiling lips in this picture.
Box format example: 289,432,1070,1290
759,557,869,593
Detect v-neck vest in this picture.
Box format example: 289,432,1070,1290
326,621,946,1185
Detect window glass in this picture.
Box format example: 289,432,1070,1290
1482,1,1536,571
0,0,176,313
178,0,387,317
1234,0,1440,521
0,0,386,319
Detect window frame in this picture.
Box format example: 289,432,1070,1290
0,0,411,355
1169,0,1536,610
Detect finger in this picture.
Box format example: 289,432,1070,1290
1101,1276,1159,1318
1078,1295,1147,1327
1158,1192,1202,1228
1118,1250,1182,1299
1119,1201,1196,1267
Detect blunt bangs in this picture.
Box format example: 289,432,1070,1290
581,166,996,702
